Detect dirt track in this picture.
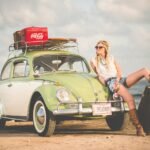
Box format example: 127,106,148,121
0,114,150,150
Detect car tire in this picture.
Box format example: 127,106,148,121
106,112,124,131
33,99,56,136
138,86,150,134
0,119,6,129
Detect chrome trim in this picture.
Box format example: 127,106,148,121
1,116,28,121
37,106,45,125
53,107,126,116
53,101,128,116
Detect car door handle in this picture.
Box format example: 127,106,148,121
8,83,12,87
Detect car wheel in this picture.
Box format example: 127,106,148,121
0,119,6,129
138,86,150,134
106,112,124,131
33,99,56,136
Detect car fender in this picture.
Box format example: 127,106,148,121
28,81,60,119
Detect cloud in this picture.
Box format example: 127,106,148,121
0,0,58,28
0,0,149,74
96,0,150,23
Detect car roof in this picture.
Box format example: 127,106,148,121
7,50,82,62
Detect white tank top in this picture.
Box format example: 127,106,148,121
98,56,117,80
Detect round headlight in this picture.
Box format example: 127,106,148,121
56,88,70,103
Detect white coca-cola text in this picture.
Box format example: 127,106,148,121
30,33,44,40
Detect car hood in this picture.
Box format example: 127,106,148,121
38,72,108,102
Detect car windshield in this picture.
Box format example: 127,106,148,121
33,55,90,73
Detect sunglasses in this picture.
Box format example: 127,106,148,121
95,46,103,49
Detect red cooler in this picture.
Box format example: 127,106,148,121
14,27,48,49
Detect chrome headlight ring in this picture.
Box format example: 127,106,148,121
56,88,70,103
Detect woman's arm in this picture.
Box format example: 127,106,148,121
97,75,106,85
114,60,122,81
113,59,122,91
90,58,106,85
90,58,97,74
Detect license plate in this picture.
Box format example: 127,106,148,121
92,103,112,116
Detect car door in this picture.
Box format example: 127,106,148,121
0,59,42,119
8,59,42,118
0,61,12,117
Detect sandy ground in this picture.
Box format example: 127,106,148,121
0,114,150,150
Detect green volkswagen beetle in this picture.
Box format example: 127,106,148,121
0,38,128,136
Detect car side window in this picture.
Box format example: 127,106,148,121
72,61,88,73
1,62,12,80
58,62,70,71
13,60,29,78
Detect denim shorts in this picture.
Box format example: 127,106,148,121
106,77,128,93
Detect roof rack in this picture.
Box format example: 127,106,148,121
8,38,79,58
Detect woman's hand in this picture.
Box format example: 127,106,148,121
114,80,120,92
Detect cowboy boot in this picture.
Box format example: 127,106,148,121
129,109,146,136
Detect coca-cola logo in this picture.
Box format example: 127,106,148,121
30,33,44,40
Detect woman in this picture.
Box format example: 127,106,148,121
90,40,150,136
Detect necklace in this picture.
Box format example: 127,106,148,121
100,58,106,65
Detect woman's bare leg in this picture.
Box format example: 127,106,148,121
117,84,145,136
126,68,150,88
117,84,136,109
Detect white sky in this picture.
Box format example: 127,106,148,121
0,0,150,75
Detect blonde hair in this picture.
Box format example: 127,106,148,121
95,40,110,68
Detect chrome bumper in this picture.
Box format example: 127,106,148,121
53,101,129,116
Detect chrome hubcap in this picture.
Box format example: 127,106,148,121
36,106,45,125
